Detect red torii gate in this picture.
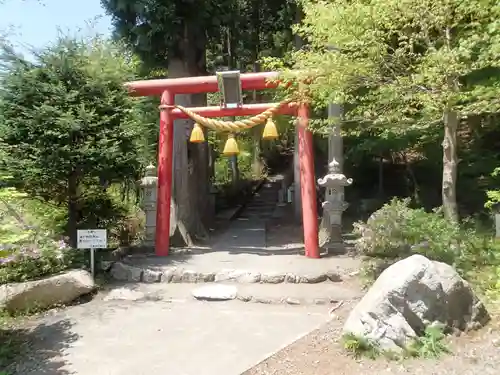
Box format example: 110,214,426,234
125,71,319,258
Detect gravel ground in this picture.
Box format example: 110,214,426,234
260,219,500,375
244,300,500,375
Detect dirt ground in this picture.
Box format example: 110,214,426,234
244,309,500,375
5,213,500,375
248,221,500,375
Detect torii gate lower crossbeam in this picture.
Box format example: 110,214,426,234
126,72,319,258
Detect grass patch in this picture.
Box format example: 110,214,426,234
342,332,380,359
405,325,452,358
342,325,451,360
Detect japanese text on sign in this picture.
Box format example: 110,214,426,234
77,229,107,249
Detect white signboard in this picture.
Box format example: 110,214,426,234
77,229,107,249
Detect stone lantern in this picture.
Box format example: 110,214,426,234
317,158,353,250
139,164,158,247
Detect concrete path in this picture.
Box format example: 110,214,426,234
9,175,364,375
109,176,361,285
108,176,364,285
209,179,281,252
13,298,331,375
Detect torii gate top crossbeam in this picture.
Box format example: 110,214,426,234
125,71,280,97
125,70,320,260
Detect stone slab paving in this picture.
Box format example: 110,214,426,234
11,298,330,375
103,281,363,306
210,218,267,251
107,174,364,285
111,252,361,284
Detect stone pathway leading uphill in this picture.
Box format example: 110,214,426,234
108,175,361,287
5,176,364,375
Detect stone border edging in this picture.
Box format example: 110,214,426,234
234,294,350,306
106,261,343,284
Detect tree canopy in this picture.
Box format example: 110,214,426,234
0,36,147,245
274,0,500,221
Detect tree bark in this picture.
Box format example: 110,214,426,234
401,152,420,205
250,0,264,178
442,109,459,222
168,19,210,246
377,155,384,198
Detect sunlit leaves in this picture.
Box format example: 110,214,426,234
286,0,500,127
0,36,145,204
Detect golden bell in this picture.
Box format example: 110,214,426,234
262,117,279,140
189,123,205,143
223,134,240,156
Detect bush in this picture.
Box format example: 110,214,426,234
353,198,495,278
0,239,81,284
77,185,144,248
0,180,82,284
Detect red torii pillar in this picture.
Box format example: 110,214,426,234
125,72,319,258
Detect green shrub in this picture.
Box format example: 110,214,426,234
78,185,144,248
405,325,452,359
0,239,81,284
353,198,495,277
342,325,451,360
342,333,380,359
0,179,82,284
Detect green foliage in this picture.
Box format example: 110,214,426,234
267,0,500,222
354,198,495,277
289,0,500,121
406,325,452,359
0,35,149,244
102,0,298,71
0,242,81,285
0,35,143,199
342,333,381,359
82,184,144,248
485,167,500,210
0,181,82,284
343,325,451,360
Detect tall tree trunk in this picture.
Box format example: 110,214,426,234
401,152,421,205
168,19,210,246
377,155,384,198
251,0,264,178
168,58,194,246
442,109,459,222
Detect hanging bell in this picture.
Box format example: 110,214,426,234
223,133,240,156
189,123,205,143
262,117,279,140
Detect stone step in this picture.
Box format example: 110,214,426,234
105,260,354,285
245,202,277,207
242,207,275,213
102,282,363,306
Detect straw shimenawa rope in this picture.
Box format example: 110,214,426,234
159,100,290,132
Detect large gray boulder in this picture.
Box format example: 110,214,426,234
343,254,489,352
0,269,95,313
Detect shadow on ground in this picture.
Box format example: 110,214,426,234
0,318,78,375
123,248,195,266
121,245,308,270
